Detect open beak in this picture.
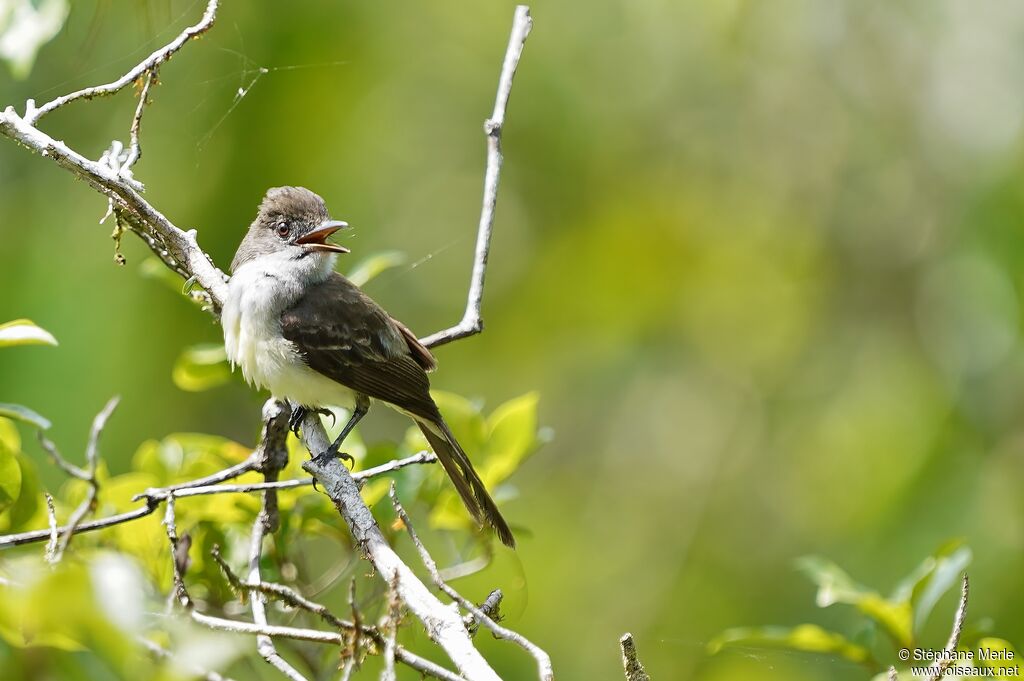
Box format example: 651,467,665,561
295,220,350,253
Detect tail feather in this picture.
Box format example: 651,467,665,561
417,418,516,548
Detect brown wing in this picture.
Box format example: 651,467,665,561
280,273,439,421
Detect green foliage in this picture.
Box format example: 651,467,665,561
0,319,57,348
0,431,22,517
0,320,55,434
796,555,914,648
0,420,40,533
711,544,1011,679
708,624,874,666
0,0,69,79
171,344,231,392
411,391,542,533
345,250,406,287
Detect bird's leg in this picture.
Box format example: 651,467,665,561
289,404,337,436
315,395,369,468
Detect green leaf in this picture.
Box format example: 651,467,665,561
431,391,487,455
172,344,231,392
796,556,913,648
0,435,22,516
708,624,873,665
909,545,972,634
0,319,57,348
0,0,69,79
0,417,20,451
0,404,51,430
977,638,1019,677
482,392,540,486
346,251,405,287
139,257,189,294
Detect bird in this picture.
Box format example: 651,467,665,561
222,186,515,547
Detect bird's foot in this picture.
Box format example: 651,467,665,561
288,405,336,436
288,406,307,436
311,444,355,470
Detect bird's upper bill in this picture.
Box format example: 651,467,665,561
296,220,350,253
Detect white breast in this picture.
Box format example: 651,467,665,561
222,254,355,410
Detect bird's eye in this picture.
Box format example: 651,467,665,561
275,222,291,238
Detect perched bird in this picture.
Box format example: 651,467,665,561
222,186,514,547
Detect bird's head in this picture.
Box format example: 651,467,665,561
231,186,350,274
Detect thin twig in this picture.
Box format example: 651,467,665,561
926,574,969,681
122,71,155,177
137,450,437,502
37,432,89,481
380,575,402,681
389,483,553,680
189,611,345,644
302,422,502,681
163,497,191,608
620,633,651,681
246,402,309,681
420,5,533,349
43,494,58,563
50,396,120,561
26,0,219,124
464,589,503,635
0,502,157,548
134,456,260,501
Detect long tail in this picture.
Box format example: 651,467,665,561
417,417,516,548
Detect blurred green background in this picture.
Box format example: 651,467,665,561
2,1,1024,679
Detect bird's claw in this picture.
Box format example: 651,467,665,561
288,405,307,436
288,406,336,436
311,446,355,470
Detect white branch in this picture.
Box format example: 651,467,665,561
138,450,437,501
301,422,501,681
925,574,969,681
620,633,651,681
27,0,219,124
246,402,309,681
421,5,533,349
390,484,553,680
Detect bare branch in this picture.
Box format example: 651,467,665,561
925,574,969,681
301,421,502,681
620,633,651,681
246,402,310,681
0,503,156,548
26,0,219,124
464,589,503,636
39,396,120,562
138,450,437,502
421,5,533,349
163,497,192,609
85,396,120,473
188,611,345,645
43,493,58,563
389,484,553,680
215,542,486,681
37,432,89,481
354,450,437,481
380,575,401,681
0,1,228,308
122,71,155,177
